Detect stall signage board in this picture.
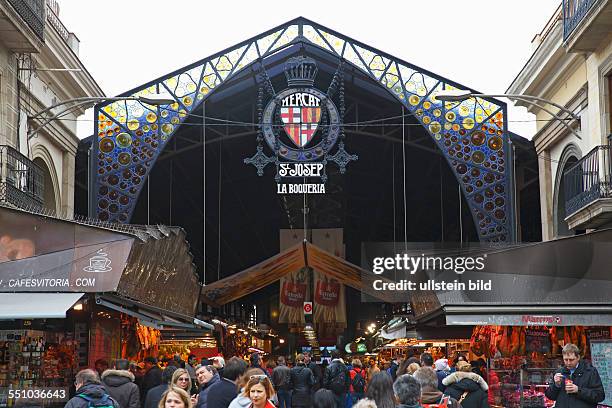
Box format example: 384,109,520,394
586,327,611,342
0,206,133,292
0,240,132,292
525,327,551,354
589,340,612,407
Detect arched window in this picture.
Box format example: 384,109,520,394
553,144,581,237
33,157,57,214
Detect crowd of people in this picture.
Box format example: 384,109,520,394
64,342,605,408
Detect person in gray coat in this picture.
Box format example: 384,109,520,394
64,369,119,408
102,359,140,408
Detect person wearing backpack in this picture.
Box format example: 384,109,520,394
413,367,463,408
65,369,119,408
323,351,349,408
388,356,401,381
349,359,366,405
291,354,315,408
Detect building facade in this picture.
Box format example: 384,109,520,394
508,0,612,240
0,0,102,216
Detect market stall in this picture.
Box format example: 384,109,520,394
470,325,612,408
0,206,209,407
376,337,472,362
159,337,218,361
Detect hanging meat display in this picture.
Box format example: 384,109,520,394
471,325,601,360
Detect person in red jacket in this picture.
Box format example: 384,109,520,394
349,359,367,405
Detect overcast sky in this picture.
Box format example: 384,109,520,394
57,0,561,139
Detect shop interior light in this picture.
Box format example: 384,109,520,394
229,329,236,334
279,338,285,344
73,303,83,311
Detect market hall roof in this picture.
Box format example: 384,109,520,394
0,204,199,318
91,16,515,243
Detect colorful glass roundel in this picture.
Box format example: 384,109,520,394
488,136,503,151
99,138,114,153
116,132,132,148
118,152,131,166
472,150,485,164
471,131,486,146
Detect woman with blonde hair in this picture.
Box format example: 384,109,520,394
159,386,191,408
171,368,192,393
407,363,420,376
243,375,276,408
442,361,489,408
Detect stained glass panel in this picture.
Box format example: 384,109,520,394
270,25,299,52
342,43,368,72
257,29,283,55
318,29,345,56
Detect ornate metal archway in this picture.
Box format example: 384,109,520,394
90,17,514,243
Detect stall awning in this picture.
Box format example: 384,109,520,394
200,241,398,306
96,294,213,330
401,228,612,324
0,204,200,317
0,293,83,319
443,305,612,326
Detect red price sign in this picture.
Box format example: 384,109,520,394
303,302,313,314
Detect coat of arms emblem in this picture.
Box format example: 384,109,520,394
280,92,321,148
245,56,357,192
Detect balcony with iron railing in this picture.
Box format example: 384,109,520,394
6,0,45,41
562,0,611,51
563,139,612,229
0,145,44,210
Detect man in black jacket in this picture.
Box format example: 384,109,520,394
272,356,292,408
101,359,140,408
65,369,119,408
304,352,322,391
207,357,248,408
389,355,402,381
141,357,162,406
323,351,349,408
144,366,177,408
545,343,605,408
291,354,315,408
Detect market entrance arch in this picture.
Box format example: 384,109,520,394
91,17,514,245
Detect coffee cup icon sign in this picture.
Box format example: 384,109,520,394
83,249,112,273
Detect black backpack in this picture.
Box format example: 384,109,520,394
351,369,365,393
329,366,347,394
